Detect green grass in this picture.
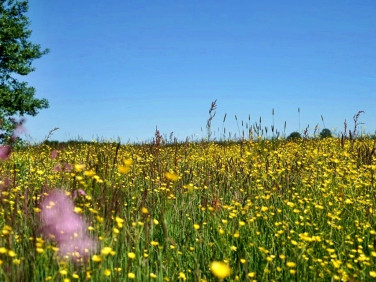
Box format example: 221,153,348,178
0,138,376,281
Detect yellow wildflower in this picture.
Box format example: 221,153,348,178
7,250,16,257
248,272,256,277
74,164,85,172
286,262,296,268
101,247,113,255
165,171,179,181
210,261,231,279
178,272,186,280
60,269,68,275
92,255,102,262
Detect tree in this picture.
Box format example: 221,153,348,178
319,128,332,139
0,0,49,141
287,131,302,141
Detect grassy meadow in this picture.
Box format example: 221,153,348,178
0,136,376,281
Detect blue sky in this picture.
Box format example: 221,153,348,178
23,0,376,142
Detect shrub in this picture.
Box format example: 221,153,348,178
287,131,302,140
320,128,332,139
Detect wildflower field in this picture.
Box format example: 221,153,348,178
0,137,376,281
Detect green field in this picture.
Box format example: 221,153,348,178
0,138,376,281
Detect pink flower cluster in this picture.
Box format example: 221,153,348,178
0,118,26,160
0,145,11,160
40,189,96,262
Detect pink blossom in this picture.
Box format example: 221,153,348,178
53,164,62,172
13,122,26,136
54,212,86,239
39,189,96,262
63,163,72,172
50,150,59,159
0,145,11,160
10,118,26,141
40,190,73,224
73,189,86,200
0,176,10,191
58,236,96,261
52,163,72,173
0,118,26,159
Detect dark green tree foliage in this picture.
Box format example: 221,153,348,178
287,131,302,140
0,0,49,140
319,128,332,139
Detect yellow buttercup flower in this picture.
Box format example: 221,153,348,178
7,250,16,257
286,261,296,268
92,255,101,262
210,261,231,279
101,247,112,255
83,170,96,177
178,272,186,280
118,158,133,174
115,216,124,224
261,206,268,212
122,158,133,166
118,165,130,174
74,164,85,172
59,269,68,275
165,171,179,181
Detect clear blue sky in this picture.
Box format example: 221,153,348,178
24,0,376,142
